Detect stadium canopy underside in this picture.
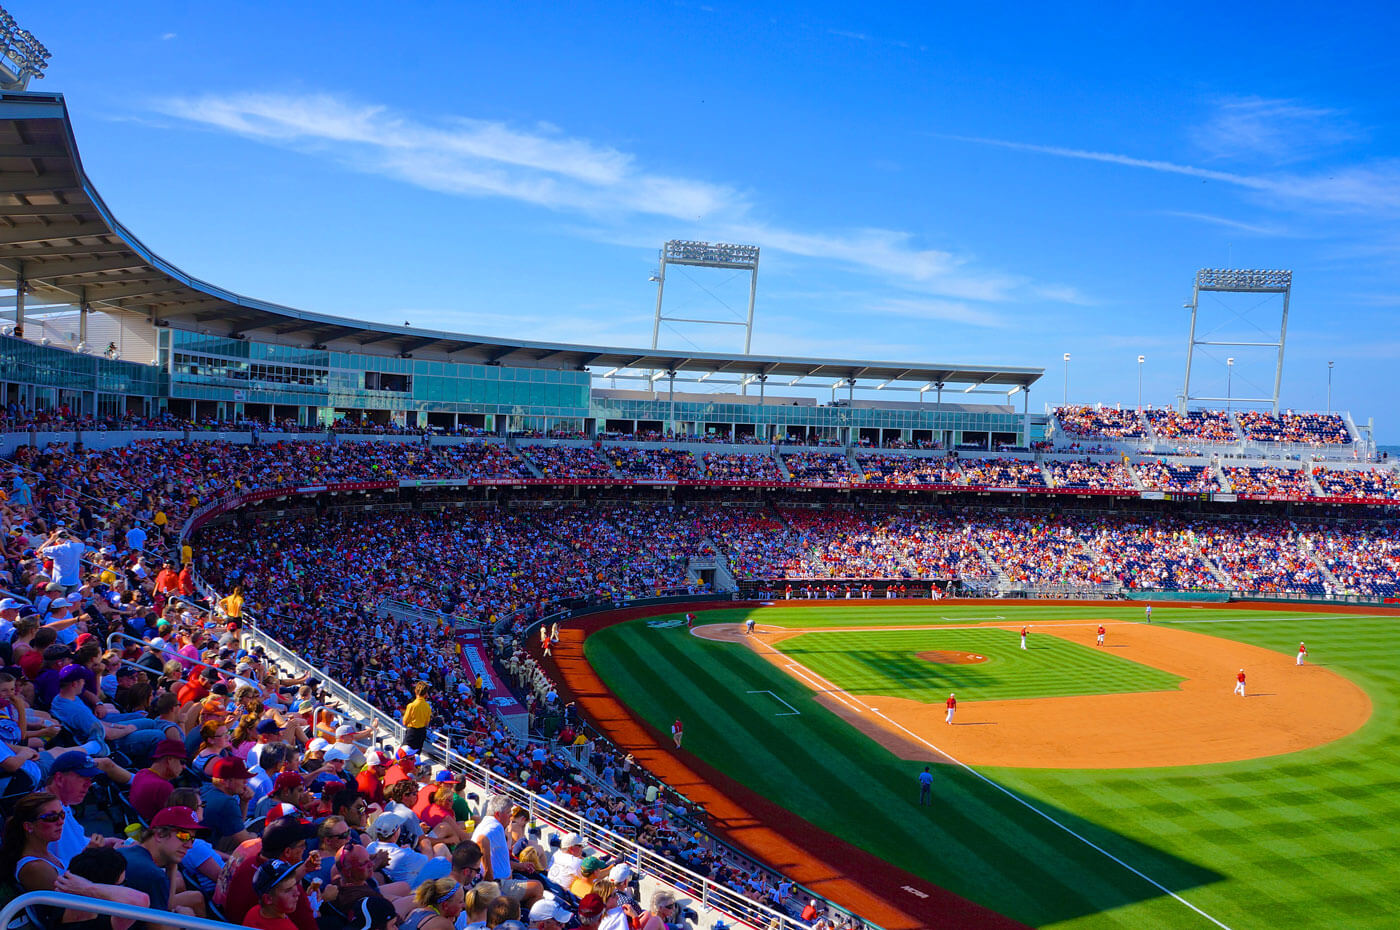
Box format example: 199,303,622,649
0,91,1041,396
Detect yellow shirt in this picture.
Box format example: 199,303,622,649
153,511,168,527
219,593,243,618
181,543,193,566
403,697,432,728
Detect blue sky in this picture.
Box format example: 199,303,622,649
24,2,1400,437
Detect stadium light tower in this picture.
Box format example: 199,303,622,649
651,240,760,389
0,6,50,90
1137,355,1145,409
1062,353,1070,406
1328,360,1334,413
1226,357,1235,410
1181,268,1292,414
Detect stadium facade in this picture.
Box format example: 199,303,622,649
0,91,1044,448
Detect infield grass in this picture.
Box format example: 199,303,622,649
585,605,1400,930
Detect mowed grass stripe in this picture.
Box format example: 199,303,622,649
591,607,1400,929
589,621,1196,928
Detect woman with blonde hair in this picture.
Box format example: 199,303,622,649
459,884,494,930
632,890,677,930
397,877,464,930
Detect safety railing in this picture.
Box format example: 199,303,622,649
0,891,241,930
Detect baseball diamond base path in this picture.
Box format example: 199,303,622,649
544,601,1032,930
697,618,1372,768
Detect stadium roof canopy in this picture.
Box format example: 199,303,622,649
0,92,1043,393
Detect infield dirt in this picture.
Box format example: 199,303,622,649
697,618,1372,768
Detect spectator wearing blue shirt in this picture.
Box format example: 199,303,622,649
118,805,210,920
38,530,86,594
49,665,168,760
199,755,256,853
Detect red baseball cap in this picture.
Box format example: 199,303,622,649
272,771,305,792
150,806,207,831
209,757,253,780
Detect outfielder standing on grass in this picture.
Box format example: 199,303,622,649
1020,626,1029,650
671,719,683,748
1145,604,1152,623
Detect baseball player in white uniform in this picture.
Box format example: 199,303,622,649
1297,642,1307,665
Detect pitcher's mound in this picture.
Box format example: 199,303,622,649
917,650,987,664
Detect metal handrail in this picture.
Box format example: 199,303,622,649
0,891,241,930
103,631,263,692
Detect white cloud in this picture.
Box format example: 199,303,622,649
1191,96,1358,164
938,133,1400,216
160,32,177,40
864,296,1006,328
157,91,1074,307
1159,211,1291,237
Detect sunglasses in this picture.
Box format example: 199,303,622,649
35,810,66,823
173,830,197,842
326,831,351,840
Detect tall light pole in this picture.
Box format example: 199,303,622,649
1226,357,1235,411
1063,352,1070,406
1327,360,1334,413
1137,355,1146,410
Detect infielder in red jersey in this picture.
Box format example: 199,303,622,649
1096,625,1106,646
1297,642,1307,665
671,719,684,748
945,693,956,724
1234,669,1246,696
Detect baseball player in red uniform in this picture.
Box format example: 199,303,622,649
1096,625,1106,646
1297,642,1307,666
685,612,695,630
945,693,956,724
1020,626,1029,650
1234,669,1246,696
671,719,684,748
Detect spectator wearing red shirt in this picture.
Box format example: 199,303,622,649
355,750,390,808
128,738,188,821
226,818,318,930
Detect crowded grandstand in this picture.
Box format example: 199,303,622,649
0,23,1397,930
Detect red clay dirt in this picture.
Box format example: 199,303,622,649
697,618,1372,768
540,598,1395,929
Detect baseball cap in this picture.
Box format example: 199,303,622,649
208,757,253,780
433,767,457,783
51,750,100,778
58,664,87,685
575,893,604,918
334,724,355,738
272,771,305,792
41,644,72,662
0,598,20,610
610,864,634,884
149,806,206,831
363,750,388,767
371,812,404,839
580,855,605,873
560,832,583,848
527,898,572,925
324,745,352,764
151,739,187,761
252,859,301,897
307,738,331,753
350,897,398,930
255,719,282,735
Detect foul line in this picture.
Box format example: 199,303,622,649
943,615,1004,621
783,664,862,714
746,689,801,716
747,637,1234,930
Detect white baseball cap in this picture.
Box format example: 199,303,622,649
528,898,572,925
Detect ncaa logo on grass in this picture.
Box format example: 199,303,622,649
647,619,685,629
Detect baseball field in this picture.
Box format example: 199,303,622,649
573,603,1400,930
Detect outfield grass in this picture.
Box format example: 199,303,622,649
776,627,1182,702
585,605,1400,930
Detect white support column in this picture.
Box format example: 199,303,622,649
13,263,23,338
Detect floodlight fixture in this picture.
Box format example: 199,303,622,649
1182,268,1292,414
651,240,762,391
0,5,49,91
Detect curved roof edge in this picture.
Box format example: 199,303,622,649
0,91,1042,388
